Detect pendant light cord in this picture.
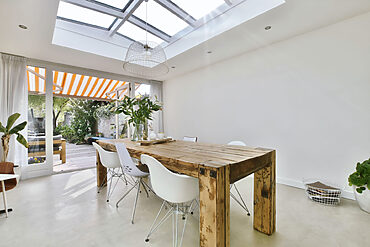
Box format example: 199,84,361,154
145,0,148,46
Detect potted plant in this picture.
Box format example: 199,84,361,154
113,95,161,141
348,158,370,213
0,113,29,163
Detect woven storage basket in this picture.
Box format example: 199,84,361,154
304,180,341,206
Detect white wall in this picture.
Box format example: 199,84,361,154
163,12,370,199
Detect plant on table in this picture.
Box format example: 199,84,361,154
113,95,161,140
0,113,29,162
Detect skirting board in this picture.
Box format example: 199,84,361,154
276,177,355,200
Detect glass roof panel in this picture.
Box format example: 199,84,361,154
171,0,225,20
57,1,115,28
133,1,188,36
95,0,130,9
118,21,165,45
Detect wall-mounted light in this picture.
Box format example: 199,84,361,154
265,26,272,31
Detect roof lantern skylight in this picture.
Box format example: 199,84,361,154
171,0,225,20
57,1,115,28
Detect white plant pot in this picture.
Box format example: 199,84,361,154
353,185,370,213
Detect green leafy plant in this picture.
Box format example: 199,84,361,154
113,95,162,126
0,113,29,162
348,158,370,193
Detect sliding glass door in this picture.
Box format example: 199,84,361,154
22,61,160,179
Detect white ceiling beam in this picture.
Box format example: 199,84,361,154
128,15,171,42
109,0,144,36
154,0,197,27
224,0,233,6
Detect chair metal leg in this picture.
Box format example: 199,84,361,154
145,201,193,247
142,180,155,196
174,204,179,247
131,178,141,224
97,171,108,193
116,179,140,207
141,180,149,198
106,169,114,202
179,201,193,247
145,201,174,242
230,183,250,216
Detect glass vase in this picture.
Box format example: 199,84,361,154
131,123,144,141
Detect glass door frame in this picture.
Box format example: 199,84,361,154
23,59,156,179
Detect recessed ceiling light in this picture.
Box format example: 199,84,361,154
207,51,212,54
265,26,272,31
18,24,28,30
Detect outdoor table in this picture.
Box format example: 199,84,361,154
96,139,276,247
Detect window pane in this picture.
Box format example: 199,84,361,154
118,22,165,45
95,0,130,9
57,1,115,28
172,0,225,19
133,1,188,36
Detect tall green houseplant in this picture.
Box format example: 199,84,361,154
0,113,29,162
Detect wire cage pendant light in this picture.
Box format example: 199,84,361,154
123,0,169,78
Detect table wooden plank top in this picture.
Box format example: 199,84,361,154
97,139,274,182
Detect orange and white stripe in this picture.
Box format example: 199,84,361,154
27,66,130,100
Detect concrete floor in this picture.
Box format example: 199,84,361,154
0,169,369,247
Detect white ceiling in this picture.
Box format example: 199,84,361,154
1,0,370,81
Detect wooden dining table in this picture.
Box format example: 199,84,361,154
96,139,276,247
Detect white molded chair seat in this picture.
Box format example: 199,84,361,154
115,143,151,224
141,154,198,247
227,140,250,216
93,142,126,202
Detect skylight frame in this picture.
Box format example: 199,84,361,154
132,0,189,36
57,1,117,29
92,0,131,10
56,0,237,48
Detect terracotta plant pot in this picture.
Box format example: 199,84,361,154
353,185,370,213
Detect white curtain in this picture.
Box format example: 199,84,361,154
0,53,28,166
150,82,164,133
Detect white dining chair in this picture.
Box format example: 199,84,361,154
227,141,250,216
93,142,127,202
141,154,198,247
115,143,151,224
183,136,197,142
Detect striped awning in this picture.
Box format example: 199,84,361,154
27,66,129,100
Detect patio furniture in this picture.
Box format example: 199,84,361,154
141,154,198,246
96,139,276,247
28,135,66,163
0,162,19,218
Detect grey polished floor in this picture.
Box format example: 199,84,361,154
0,169,369,247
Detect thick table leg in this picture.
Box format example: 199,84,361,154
1,181,8,218
199,165,230,247
253,150,276,235
96,151,107,188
